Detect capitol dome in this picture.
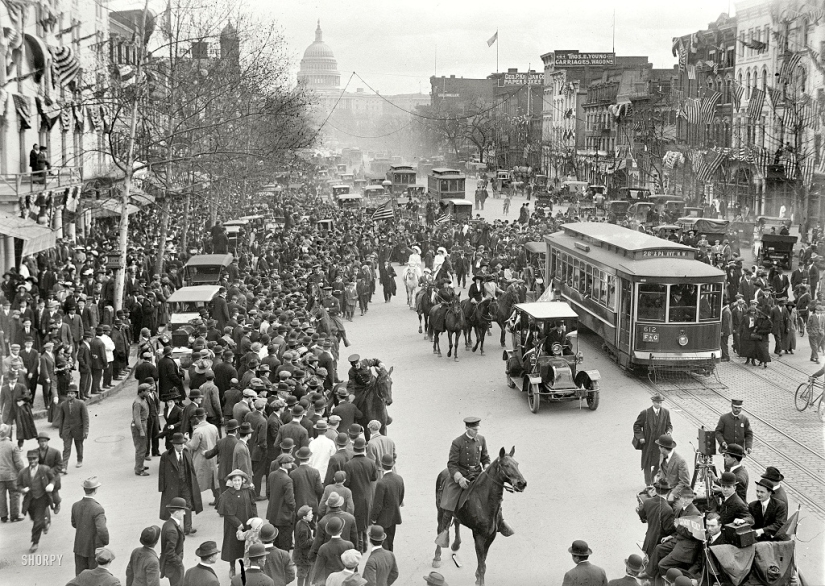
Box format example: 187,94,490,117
297,20,340,89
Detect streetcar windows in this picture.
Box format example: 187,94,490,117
638,284,667,322
699,283,722,321
668,284,697,323
552,248,616,310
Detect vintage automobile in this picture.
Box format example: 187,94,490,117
183,254,233,286
166,285,221,331
756,216,797,269
502,302,601,413
605,200,630,222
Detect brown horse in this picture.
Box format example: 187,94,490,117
416,284,435,338
433,447,526,586
429,296,466,360
494,290,518,347
353,366,393,436
460,297,498,356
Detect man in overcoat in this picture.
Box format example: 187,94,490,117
370,453,403,551
158,346,184,401
291,446,324,516
181,540,221,586
714,399,753,454
158,433,203,534
632,394,673,484
160,498,188,586
637,478,674,563
344,436,378,552
645,488,701,580
266,453,296,551
71,476,110,574
18,448,56,552
55,384,89,469
125,525,161,586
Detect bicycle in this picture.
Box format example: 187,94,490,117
795,378,825,422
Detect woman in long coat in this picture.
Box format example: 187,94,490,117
217,469,257,574
753,309,773,367
13,370,37,446
781,301,797,354
738,307,758,365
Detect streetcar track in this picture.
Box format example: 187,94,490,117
639,376,825,519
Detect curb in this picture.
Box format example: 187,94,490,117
32,366,136,421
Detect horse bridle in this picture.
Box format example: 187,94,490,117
483,460,515,493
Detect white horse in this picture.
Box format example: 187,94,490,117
403,264,419,309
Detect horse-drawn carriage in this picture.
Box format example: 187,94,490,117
503,302,601,413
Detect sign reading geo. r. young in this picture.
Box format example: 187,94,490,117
552,52,615,67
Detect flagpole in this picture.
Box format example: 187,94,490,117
496,29,499,73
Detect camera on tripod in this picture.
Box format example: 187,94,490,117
697,426,716,456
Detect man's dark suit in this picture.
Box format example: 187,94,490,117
89,337,107,395
65,566,121,586
125,545,160,586
638,494,674,558
77,342,92,398
363,546,399,586
729,465,749,503
561,560,608,586
204,434,239,491
311,510,359,557
181,562,220,586
370,470,404,551
718,493,754,526
265,468,295,550
311,538,354,586
246,409,268,496
262,545,295,586
213,295,231,334
158,356,184,401
275,420,309,450
159,518,185,586
71,496,110,574
324,449,350,486
229,567,274,586
651,502,701,576
290,463,323,515
714,412,753,451
748,497,788,541
607,577,639,586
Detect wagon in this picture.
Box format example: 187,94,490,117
502,302,601,413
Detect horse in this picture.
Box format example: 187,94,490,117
416,284,434,338
403,266,419,309
310,303,346,360
433,447,526,586
428,296,465,360
353,365,393,436
460,297,497,356
494,289,518,347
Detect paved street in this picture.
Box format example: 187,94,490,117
2,191,823,585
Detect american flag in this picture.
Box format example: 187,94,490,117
778,51,803,85
434,211,452,225
701,91,721,123
698,149,725,183
732,83,744,110
371,201,394,221
684,98,701,124
747,88,765,120
767,85,783,108
686,64,696,80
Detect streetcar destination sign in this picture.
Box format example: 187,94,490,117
639,250,693,258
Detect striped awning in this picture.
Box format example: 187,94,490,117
0,211,57,256
88,198,139,219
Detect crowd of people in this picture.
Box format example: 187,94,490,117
0,158,813,586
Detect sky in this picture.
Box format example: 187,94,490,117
112,0,735,95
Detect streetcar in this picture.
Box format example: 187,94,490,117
545,223,725,372
428,168,466,199
386,165,416,195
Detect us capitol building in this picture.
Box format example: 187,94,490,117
296,21,428,152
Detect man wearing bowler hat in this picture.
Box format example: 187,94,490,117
260,522,296,586
646,488,701,580
370,453,404,551
230,542,272,586
714,443,749,502
160,497,189,586
714,399,753,455
71,476,109,575
562,540,607,586
182,540,221,586
608,554,644,586
125,525,162,586
364,524,399,586
159,433,203,535
716,471,753,526
637,478,674,563
760,466,787,507
438,417,513,547
654,434,690,502
291,446,324,517
748,478,788,541
345,436,379,552
633,394,673,485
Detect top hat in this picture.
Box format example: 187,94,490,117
568,540,592,556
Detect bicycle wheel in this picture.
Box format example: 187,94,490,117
795,383,812,411
817,395,825,423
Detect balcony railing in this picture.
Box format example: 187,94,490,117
0,167,84,197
